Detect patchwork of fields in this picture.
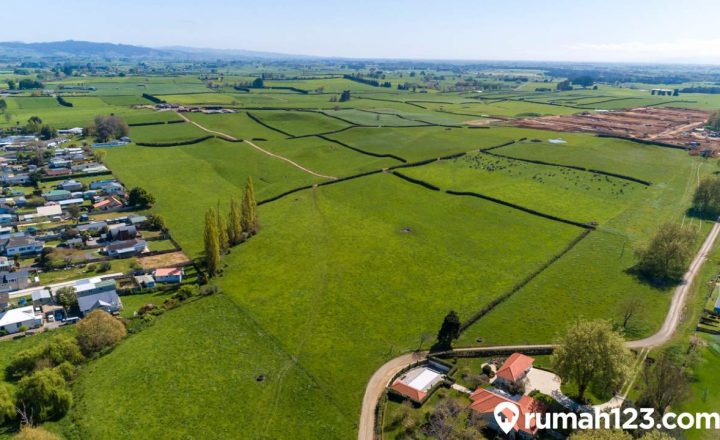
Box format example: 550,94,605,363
2,77,719,439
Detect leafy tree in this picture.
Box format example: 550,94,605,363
127,187,155,208
147,214,167,232
551,320,632,402
203,208,221,276
691,176,720,218
241,177,257,235
637,350,690,413
0,383,14,425
556,80,573,91
25,116,43,134
87,115,129,142
707,110,720,131
55,287,77,311
13,426,61,440
75,309,127,356
216,203,229,253
7,79,15,90
641,431,674,440
38,125,57,140
227,197,243,245
617,296,643,331
436,311,461,349
571,75,594,88
66,205,81,224
635,223,697,282
15,369,72,421
339,90,351,102
18,79,43,90
0,99,6,112
251,77,264,88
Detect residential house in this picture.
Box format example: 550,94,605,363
104,238,147,258
58,198,84,207
49,158,71,169
100,182,124,195
75,279,123,316
31,289,53,306
59,179,83,191
1,173,30,185
43,189,72,202
0,257,13,270
0,214,13,224
77,221,107,234
45,168,71,178
154,267,183,283
0,270,29,293
127,214,148,227
469,388,543,439
107,224,137,241
93,197,123,211
0,306,43,334
90,179,118,190
494,353,535,391
1,236,43,256
134,274,156,289
35,204,63,219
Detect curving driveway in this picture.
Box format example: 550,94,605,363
358,221,720,440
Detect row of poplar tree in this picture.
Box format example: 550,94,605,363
203,177,258,276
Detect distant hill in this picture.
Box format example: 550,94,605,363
0,40,315,61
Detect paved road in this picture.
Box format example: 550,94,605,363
358,221,720,440
8,272,125,299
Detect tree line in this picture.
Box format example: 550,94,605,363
203,176,258,276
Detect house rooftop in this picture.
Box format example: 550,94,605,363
0,305,38,327
496,353,535,382
469,388,543,435
155,267,183,277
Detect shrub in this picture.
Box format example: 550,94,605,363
16,369,73,421
13,426,60,440
97,261,112,272
75,310,127,356
0,383,15,425
199,285,219,296
6,336,83,380
53,361,78,382
171,285,195,301
482,364,494,377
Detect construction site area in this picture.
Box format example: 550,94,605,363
511,107,720,155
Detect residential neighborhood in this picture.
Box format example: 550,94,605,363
0,133,194,338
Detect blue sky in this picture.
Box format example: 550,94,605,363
4,0,720,63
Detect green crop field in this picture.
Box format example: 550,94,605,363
2,68,720,439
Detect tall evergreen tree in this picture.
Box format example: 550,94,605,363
216,202,229,253
203,208,221,276
241,176,258,235
227,197,243,245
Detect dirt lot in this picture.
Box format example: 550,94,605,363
512,107,720,154
138,251,192,269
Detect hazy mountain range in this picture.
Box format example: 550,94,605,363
0,40,314,61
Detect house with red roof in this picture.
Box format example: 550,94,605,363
495,353,535,391
387,363,448,405
469,388,544,439
93,196,123,211
154,267,184,283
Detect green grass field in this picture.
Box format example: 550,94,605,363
2,73,718,439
